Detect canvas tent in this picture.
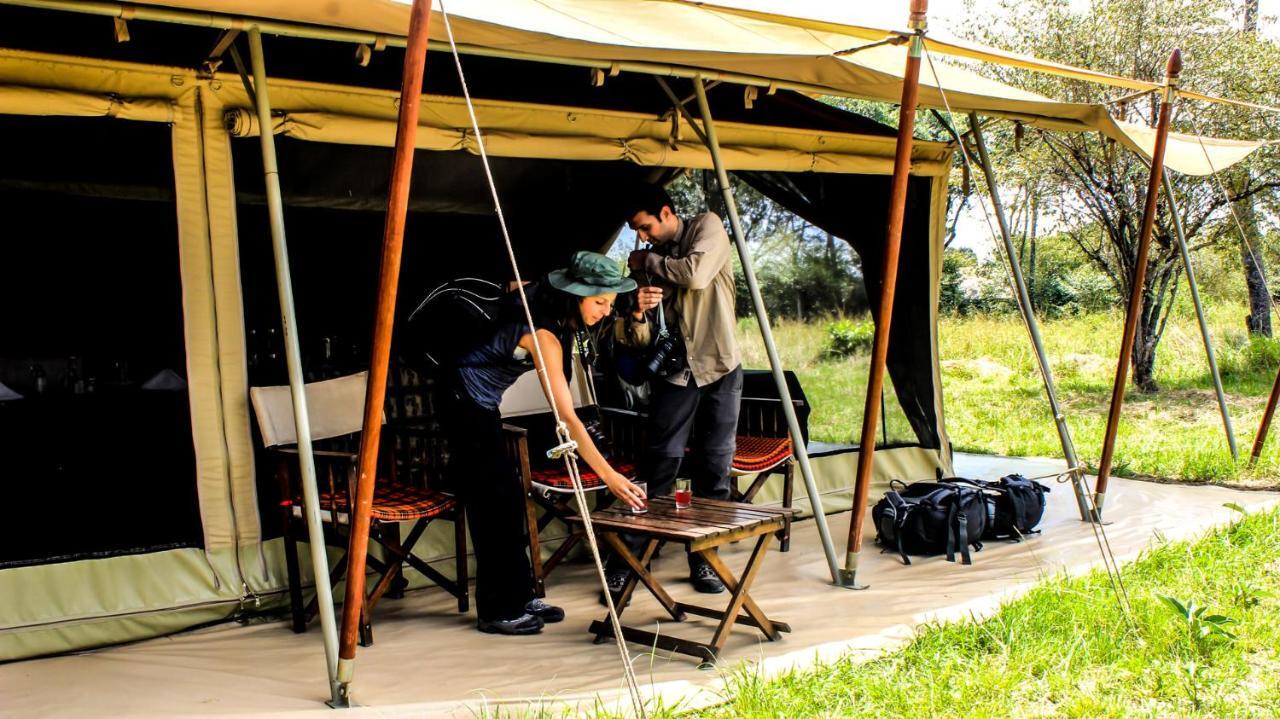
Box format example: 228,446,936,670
0,5,956,662
0,0,1268,670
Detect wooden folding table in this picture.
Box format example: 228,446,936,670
567,496,794,663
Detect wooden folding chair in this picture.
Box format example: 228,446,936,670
498,353,643,597
506,406,642,597
730,396,803,552
251,372,468,647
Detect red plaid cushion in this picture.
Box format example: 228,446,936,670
314,482,457,522
530,460,636,490
732,436,793,473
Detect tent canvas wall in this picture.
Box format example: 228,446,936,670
0,7,952,661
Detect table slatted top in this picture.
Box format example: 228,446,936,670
566,497,793,550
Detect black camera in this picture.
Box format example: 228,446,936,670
645,328,686,379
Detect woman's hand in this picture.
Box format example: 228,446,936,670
603,471,646,510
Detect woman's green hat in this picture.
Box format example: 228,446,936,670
548,251,637,296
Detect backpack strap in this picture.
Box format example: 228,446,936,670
944,500,958,563
879,492,911,565
955,496,972,565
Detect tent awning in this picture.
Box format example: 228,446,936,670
218,82,952,176
92,0,1273,176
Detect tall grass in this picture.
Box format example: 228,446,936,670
736,307,1280,485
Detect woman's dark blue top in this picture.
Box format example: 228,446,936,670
455,283,573,410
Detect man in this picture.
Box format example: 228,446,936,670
607,184,742,599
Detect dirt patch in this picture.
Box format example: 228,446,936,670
942,358,1013,382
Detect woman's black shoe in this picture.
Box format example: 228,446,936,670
476,613,544,635
524,598,565,623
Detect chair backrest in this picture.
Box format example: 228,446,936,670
250,371,382,448
498,352,592,418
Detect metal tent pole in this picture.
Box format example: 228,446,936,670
840,0,929,589
969,113,1092,522
245,27,342,705
1095,49,1182,515
333,0,434,705
1163,170,1238,461
691,77,841,585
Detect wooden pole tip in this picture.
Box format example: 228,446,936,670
1167,48,1182,79
910,0,929,24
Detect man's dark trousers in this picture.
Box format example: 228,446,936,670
608,365,743,571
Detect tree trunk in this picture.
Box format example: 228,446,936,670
1238,0,1271,337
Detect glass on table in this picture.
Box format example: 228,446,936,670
674,478,692,509
630,481,648,514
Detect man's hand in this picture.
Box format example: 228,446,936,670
632,286,663,320
627,249,651,272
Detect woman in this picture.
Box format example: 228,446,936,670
439,251,646,636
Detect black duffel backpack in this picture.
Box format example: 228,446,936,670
872,480,988,565
943,474,1051,541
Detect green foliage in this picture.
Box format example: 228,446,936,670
1158,595,1241,653
822,319,874,359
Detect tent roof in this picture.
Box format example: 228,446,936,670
95,0,1272,176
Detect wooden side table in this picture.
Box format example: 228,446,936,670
566,496,794,663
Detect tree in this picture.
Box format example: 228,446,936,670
960,0,1280,390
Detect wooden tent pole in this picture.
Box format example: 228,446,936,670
840,0,928,589
1250,368,1280,464
335,0,433,705
1094,48,1182,516
244,27,342,705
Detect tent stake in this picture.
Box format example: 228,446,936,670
1095,49,1182,516
841,0,929,589
245,27,343,706
969,113,1093,522
691,77,841,585
335,0,434,705
1163,170,1237,461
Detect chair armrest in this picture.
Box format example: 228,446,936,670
272,447,358,461
501,423,529,437
599,406,643,419
740,396,806,408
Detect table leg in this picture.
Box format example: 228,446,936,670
701,534,777,651
600,533,684,621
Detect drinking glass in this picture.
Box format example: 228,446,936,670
674,478,693,509
630,481,648,514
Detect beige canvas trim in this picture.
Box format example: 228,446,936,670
170,89,239,557
0,547,247,661
0,84,174,121
197,86,263,558
928,172,954,475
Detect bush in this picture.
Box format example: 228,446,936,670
823,319,874,358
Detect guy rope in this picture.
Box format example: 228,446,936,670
436,1,648,715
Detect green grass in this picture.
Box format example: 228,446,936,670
490,506,1280,719
737,307,1280,486
681,505,1280,718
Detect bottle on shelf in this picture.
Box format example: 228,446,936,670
31,363,47,394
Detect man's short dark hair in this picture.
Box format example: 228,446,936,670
622,184,676,221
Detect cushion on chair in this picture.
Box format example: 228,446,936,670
311,482,457,522
530,460,637,491
731,436,793,473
